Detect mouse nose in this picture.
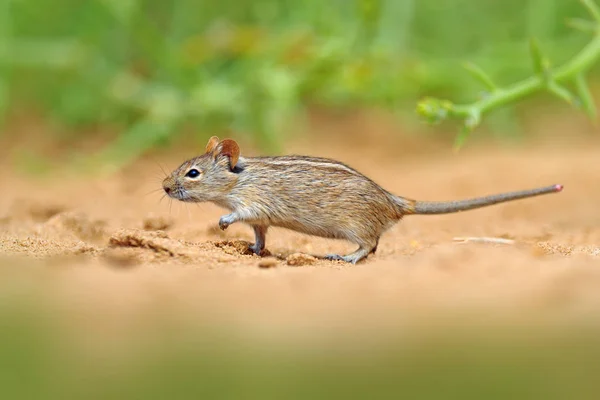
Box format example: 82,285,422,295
163,186,171,195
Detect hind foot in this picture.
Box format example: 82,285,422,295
324,251,366,265
249,243,265,256
324,243,377,264
249,225,268,256
325,254,348,262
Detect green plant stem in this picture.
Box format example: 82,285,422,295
449,32,600,119
417,0,600,148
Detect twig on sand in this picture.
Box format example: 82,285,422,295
453,236,516,245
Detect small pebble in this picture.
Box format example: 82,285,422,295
258,258,278,269
286,253,317,266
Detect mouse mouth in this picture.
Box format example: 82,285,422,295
167,187,192,202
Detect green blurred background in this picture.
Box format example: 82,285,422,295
1,0,597,166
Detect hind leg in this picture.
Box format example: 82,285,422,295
249,225,268,255
325,238,378,264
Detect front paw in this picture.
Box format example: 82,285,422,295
219,216,232,230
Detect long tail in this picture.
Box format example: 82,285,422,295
398,184,563,215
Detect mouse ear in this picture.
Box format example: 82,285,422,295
213,139,240,170
205,136,220,154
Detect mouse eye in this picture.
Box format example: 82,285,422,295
186,169,201,178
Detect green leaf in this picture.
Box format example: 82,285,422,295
462,62,497,92
566,18,598,33
547,82,576,104
529,38,551,80
453,125,473,152
575,73,597,121
453,110,480,152
581,0,600,23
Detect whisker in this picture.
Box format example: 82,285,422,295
158,163,168,178
151,158,169,178
144,187,165,197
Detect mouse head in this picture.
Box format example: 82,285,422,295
162,136,241,202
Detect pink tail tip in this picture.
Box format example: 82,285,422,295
554,184,564,192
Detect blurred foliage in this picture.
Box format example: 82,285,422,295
0,0,597,164
418,0,600,150
1,303,600,400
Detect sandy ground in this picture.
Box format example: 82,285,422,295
1,113,600,355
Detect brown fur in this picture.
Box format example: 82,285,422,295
162,137,562,264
